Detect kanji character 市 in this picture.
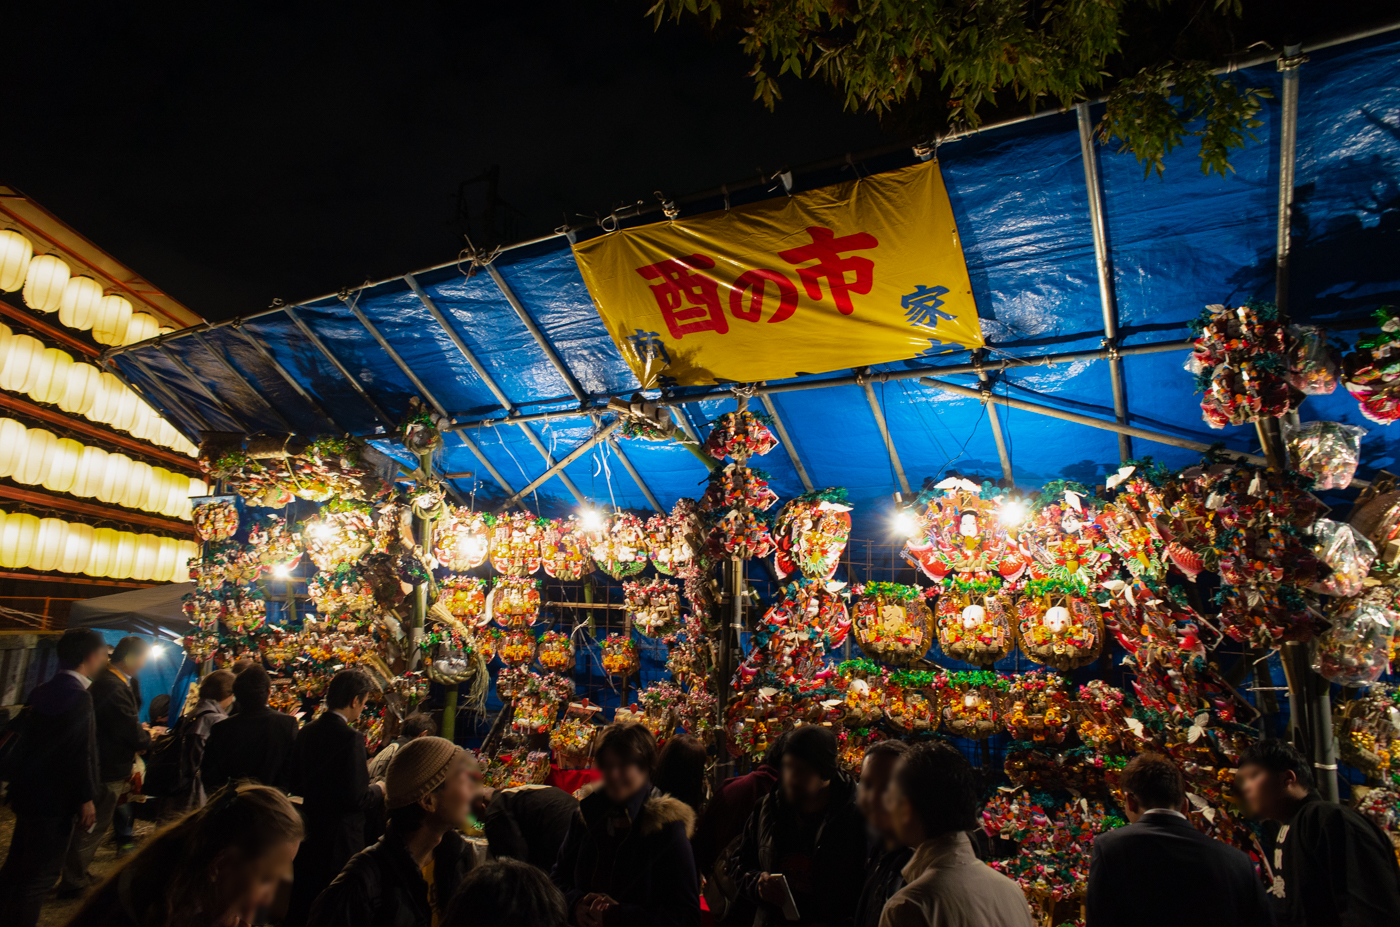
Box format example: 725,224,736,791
635,254,728,339
777,226,880,314
626,329,671,365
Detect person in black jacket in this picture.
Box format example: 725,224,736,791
854,740,912,927
307,736,479,927
1239,739,1400,927
58,635,159,895
476,783,579,872
552,721,701,927
1086,752,1273,927
731,724,868,927
444,858,568,927
286,669,386,927
0,628,107,927
200,666,300,793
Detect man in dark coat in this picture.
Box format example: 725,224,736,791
1240,739,1400,927
0,628,107,927
476,783,579,872
307,737,479,927
733,728,862,927
59,634,157,893
1086,752,1273,927
854,741,913,927
732,725,868,927
694,732,787,875
552,721,700,927
286,669,385,927
200,666,300,792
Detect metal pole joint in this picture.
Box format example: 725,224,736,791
1278,52,1310,71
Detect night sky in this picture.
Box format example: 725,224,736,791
3,3,891,322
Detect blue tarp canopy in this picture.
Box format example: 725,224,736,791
108,34,1400,543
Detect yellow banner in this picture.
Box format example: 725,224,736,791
573,161,983,388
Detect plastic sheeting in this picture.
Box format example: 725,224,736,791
114,34,1400,544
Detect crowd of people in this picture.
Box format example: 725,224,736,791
1,627,1399,927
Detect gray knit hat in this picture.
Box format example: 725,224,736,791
385,736,468,809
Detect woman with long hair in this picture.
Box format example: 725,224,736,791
65,783,303,927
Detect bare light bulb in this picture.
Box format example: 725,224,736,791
272,563,292,579
579,508,605,531
893,510,920,538
149,644,164,660
997,498,1028,527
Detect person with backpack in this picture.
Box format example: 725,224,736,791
200,666,300,793
0,628,107,927
176,670,235,810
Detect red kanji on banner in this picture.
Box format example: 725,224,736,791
778,226,880,315
729,269,799,324
635,254,728,339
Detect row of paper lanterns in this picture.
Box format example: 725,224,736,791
0,230,169,348
0,509,196,581
0,323,197,456
0,417,205,519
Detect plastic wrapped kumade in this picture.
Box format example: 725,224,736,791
1313,598,1396,686
1286,422,1364,490
1343,306,1400,424
852,584,931,664
1287,325,1341,395
1309,519,1377,599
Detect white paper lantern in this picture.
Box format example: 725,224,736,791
0,512,40,568
88,372,121,423
130,533,160,581
31,518,68,571
122,312,160,346
108,384,140,433
59,276,104,331
0,333,44,392
72,445,109,500
0,230,33,292
42,438,82,494
29,348,74,405
122,461,153,511
60,523,95,574
174,539,199,582
97,453,134,505
154,536,180,582
110,531,137,579
92,295,133,346
86,526,121,577
0,419,27,478
143,467,172,514
59,363,101,416
17,428,58,487
22,254,70,313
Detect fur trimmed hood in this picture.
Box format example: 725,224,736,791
577,784,697,838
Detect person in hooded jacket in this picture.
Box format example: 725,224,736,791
731,725,868,927
551,721,700,927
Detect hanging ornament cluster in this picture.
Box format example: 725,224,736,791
488,576,542,628
490,511,545,576
703,463,778,512
590,512,648,579
600,635,640,678
1344,306,1400,424
625,577,682,637
440,575,489,625
308,563,378,619
541,517,594,580
201,435,393,507
773,488,852,581
433,507,490,571
509,671,574,734
702,409,778,460
1186,300,1297,428
852,583,932,664
644,513,693,575
193,499,240,541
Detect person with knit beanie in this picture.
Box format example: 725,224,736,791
307,736,480,927
731,723,868,927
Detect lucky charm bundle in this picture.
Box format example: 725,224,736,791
772,489,852,581
703,410,778,461
1187,301,1295,428
1313,595,1396,686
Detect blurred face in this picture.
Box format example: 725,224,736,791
597,753,649,803
213,838,299,927
80,648,108,678
342,693,369,721
858,753,899,837
121,650,149,675
781,754,828,806
423,760,478,828
883,775,922,848
1237,763,1293,822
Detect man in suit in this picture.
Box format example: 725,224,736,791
0,628,107,927
1087,752,1273,927
59,635,161,894
200,666,299,793
285,668,385,927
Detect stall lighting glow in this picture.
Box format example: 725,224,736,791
272,563,293,579
892,509,920,538
579,507,605,532
997,498,1028,528
149,644,164,659
307,521,334,540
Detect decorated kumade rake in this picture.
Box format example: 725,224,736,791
1186,300,1295,428
488,576,541,628
433,507,490,571
765,579,851,648
713,508,776,560
773,489,852,581
1343,306,1400,424
537,630,576,674
838,729,887,776
541,518,594,580
702,409,778,461
1003,673,1072,744
601,635,640,678
934,587,1014,667
703,463,779,512
1015,592,1104,671
490,511,543,576
852,583,931,664
423,622,486,686
193,498,240,541
482,748,550,789
303,509,376,570
1075,680,1132,754
510,673,572,734
903,480,1030,587
440,575,489,626
933,671,1006,740
222,589,267,635
644,513,693,575
635,682,684,744
551,714,598,766
308,564,378,619
883,673,939,733
591,512,649,579
498,630,536,667
1333,687,1398,780
837,661,886,727
625,577,682,638
247,515,301,571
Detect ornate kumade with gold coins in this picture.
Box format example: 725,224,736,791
644,513,693,576
601,635,640,678
625,577,682,638
935,589,1014,666
489,511,543,576
853,583,931,664
1015,592,1105,671
441,575,489,626
488,576,541,628
884,676,939,733
1003,673,1072,744
498,629,536,667
537,630,575,674
541,517,594,580
591,512,649,580
935,672,1006,740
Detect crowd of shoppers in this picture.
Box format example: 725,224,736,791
4,635,1400,927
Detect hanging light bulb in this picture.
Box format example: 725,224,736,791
997,497,1028,527
149,644,164,660
579,507,605,532
306,520,335,541
272,563,293,579
892,508,920,538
